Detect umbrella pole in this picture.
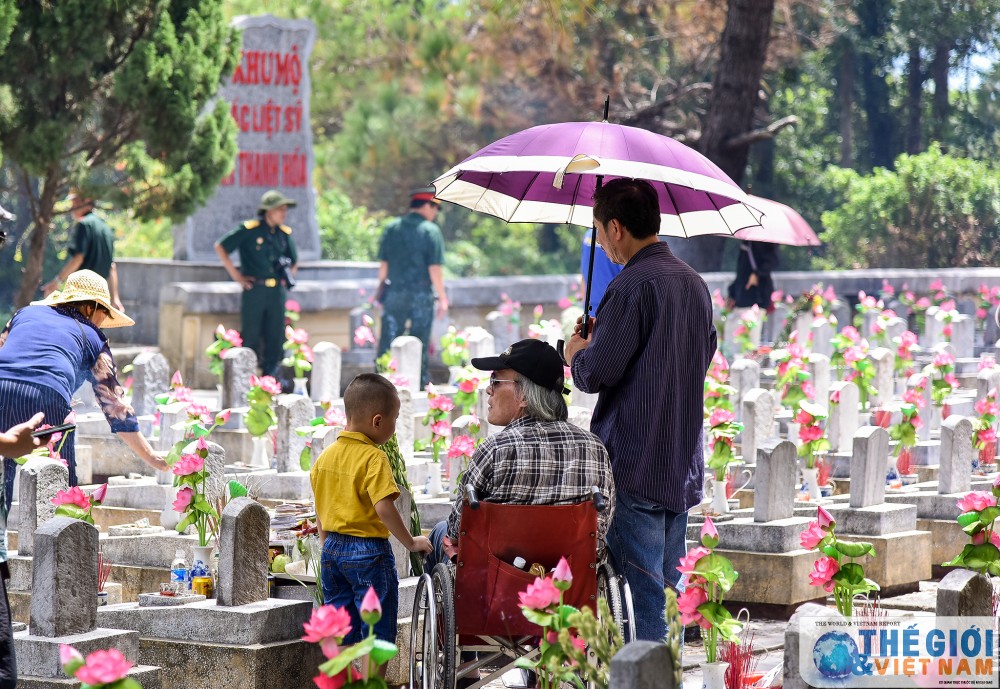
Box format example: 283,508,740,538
581,175,604,339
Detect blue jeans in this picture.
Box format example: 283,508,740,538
423,521,450,574
606,490,688,642
321,533,398,644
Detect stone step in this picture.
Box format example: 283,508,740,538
16,665,162,689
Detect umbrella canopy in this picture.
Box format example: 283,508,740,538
733,195,820,247
433,121,763,237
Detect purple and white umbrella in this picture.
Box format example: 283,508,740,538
432,121,764,237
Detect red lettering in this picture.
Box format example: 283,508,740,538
247,51,259,84
282,151,306,187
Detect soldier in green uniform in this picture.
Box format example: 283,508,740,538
43,191,123,311
376,187,449,388
215,190,299,376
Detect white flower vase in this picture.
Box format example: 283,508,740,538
193,545,215,570
802,466,823,501
216,383,224,408
250,435,271,469
426,462,444,497
448,366,465,386
293,377,309,397
700,661,729,689
710,476,729,515
787,421,800,442
160,486,181,531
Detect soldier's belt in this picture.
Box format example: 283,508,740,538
262,278,278,287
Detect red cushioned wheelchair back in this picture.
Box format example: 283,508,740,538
453,500,598,638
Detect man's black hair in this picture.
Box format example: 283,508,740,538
343,373,399,422
409,199,438,210
592,178,661,239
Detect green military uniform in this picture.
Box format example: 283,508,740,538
377,211,445,387
68,212,115,279
217,218,298,375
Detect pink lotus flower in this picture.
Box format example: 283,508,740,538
916,297,931,309
843,346,865,364
930,279,944,291
430,420,452,438
881,280,895,296
533,304,544,319
902,388,924,406
258,376,282,395
457,378,479,394
91,484,108,504
840,326,860,343
676,546,711,574
817,505,835,529
733,324,747,337
942,324,953,338
171,371,184,388
707,408,735,428
187,403,211,423
74,648,133,686
172,454,204,477
971,530,1000,548
428,396,455,412
285,299,301,313
701,518,719,543
324,407,347,427
285,326,309,345
957,491,996,513
793,408,814,425
799,521,827,549
978,428,997,445
799,424,824,443
570,633,587,652
60,644,84,668
822,286,836,302
519,576,561,610
932,351,955,368
223,329,242,346
360,586,382,624
52,486,91,511
353,326,376,347
447,435,475,459
558,297,573,309
900,331,919,348
808,556,840,592
978,308,989,320
801,380,817,400
677,586,710,628
979,357,997,372
945,373,959,388
173,486,194,512
216,409,232,425
303,604,353,658
553,557,573,585
830,389,841,404
940,298,956,312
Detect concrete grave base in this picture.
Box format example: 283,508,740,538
720,548,830,607
821,503,918,536
97,598,313,645
415,494,454,528
915,518,971,573
100,480,169,510
17,667,162,689
841,530,933,592
688,516,814,554
98,533,205,569
14,628,139,678
884,491,966,520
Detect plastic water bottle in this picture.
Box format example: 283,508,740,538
170,549,189,588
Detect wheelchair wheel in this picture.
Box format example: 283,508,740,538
410,573,433,689
597,559,635,644
430,563,456,689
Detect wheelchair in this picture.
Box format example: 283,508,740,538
409,486,635,689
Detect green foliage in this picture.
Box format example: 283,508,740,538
316,187,385,262
818,146,1000,270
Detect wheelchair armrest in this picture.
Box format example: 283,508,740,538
465,484,480,510
592,485,607,513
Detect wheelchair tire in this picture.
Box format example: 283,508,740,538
430,563,457,689
597,560,635,644
410,573,435,689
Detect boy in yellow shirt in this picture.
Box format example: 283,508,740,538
310,373,432,643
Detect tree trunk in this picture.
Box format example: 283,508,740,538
856,0,895,170
15,171,60,309
838,43,855,168
930,39,951,144
673,0,775,272
905,43,924,154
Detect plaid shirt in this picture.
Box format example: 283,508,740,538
447,415,615,545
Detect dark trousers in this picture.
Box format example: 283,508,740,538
378,291,435,388
241,283,287,376
1,380,76,512
0,563,14,689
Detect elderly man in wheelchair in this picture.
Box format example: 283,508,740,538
413,339,633,689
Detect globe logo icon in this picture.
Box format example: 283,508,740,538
813,630,859,680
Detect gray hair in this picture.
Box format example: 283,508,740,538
514,373,568,422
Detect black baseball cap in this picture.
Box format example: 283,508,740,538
472,339,569,394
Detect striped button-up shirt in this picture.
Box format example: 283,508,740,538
447,415,615,544
571,242,716,513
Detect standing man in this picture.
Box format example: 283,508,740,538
215,189,298,376
376,187,448,388
43,191,123,312
564,178,716,642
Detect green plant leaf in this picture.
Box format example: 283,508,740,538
978,507,1000,527
963,543,1000,571
176,512,196,533
318,637,375,675
369,639,398,664
54,504,88,520
693,553,738,591
833,541,875,558
228,480,248,498
521,607,555,626
300,446,312,471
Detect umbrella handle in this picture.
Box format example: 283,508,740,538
582,221,597,339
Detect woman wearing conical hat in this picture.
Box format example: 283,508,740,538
0,270,167,515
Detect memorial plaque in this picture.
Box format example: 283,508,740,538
173,15,319,260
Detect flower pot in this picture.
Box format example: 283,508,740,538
895,447,914,477
979,440,996,468
97,591,109,607
801,466,823,501
426,462,444,497
710,476,730,515
943,403,951,420
192,545,215,569
250,435,271,469
700,661,730,689
900,473,919,486
873,409,891,428
293,377,309,397
160,486,181,531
